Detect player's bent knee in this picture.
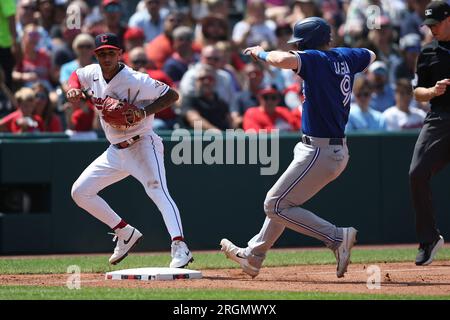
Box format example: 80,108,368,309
71,181,92,205
263,198,278,218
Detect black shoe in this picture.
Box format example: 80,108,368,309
415,235,444,266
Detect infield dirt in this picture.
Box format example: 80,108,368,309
2,261,450,296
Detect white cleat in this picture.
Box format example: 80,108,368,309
170,240,194,268
334,227,358,278
109,225,143,265
220,238,260,278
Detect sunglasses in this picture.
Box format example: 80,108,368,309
131,59,148,65
175,37,192,42
205,56,221,62
198,75,215,82
78,44,93,50
356,92,371,98
35,92,47,100
262,94,279,101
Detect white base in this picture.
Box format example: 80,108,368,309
105,267,202,281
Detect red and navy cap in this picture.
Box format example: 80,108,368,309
94,33,121,52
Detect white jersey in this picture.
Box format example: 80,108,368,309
75,63,170,144
382,106,426,131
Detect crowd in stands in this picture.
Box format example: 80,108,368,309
0,0,435,136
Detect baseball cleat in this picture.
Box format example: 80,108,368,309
415,235,444,266
334,227,358,278
220,238,261,278
109,225,143,265
170,240,194,268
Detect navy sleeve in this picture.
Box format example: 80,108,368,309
345,48,371,74
295,50,317,80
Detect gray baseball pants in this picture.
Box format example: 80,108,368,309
244,136,350,261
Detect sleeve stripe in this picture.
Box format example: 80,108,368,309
289,50,302,75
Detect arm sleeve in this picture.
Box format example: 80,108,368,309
68,71,81,89
415,51,432,89
347,48,371,74
138,75,170,102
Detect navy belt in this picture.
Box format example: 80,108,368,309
302,135,344,146
113,135,141,149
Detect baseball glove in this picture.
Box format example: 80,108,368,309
101,96,145,129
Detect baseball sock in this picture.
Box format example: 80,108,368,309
112,219,128,230
172,236,184,242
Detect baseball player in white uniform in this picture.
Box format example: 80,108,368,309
67,33,193,268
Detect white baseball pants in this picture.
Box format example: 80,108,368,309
71,133,184,239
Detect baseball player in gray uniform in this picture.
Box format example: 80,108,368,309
221,17,376,278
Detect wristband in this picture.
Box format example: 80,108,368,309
257,51,268,61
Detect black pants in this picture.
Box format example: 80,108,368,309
409,111,450,244
0,47,14,90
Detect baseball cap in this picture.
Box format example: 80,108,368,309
94,33,121,52
124,27,145,41
423,1,450,26
258,85,279,96
368,61,388,75
399,33,422,52
102,0,120,6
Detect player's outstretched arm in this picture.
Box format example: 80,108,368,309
142,88,179,116
243,46,299,70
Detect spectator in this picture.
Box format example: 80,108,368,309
394,33,422,81
163,26,198,85
13,23,54,92
0,66,16,118
88,0,128,48
36,0,57,34
122,27,145,65
346,76,385,132
286,0,322,27
0,87,43,133
16,0,52,53
383,78,426,131
400,0,431,37
145,11,185,69
275,22,297,87
367,15,402,82
31,81,63,132
243,85,300,132
179,44,235,105
59,34,95,93
344,0,406,43
128,0,169,42
0,0,19,90
197,14,230,47
128,46,177,130
367,61,395,112
181,64,232,131
232,0,277,50
214,41,241,91
230,61,265,128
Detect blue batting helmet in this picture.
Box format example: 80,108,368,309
287,17,331,50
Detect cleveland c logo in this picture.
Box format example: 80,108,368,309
100,35,108,43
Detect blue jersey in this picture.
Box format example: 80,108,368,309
291,47,371,138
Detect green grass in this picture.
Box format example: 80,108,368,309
1,247,450,300
1,286,449,300
1,247,450,275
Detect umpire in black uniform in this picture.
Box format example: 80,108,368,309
409,0,450,266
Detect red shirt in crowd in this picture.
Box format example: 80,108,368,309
71,103,95,131
16,49,52,83
147,69,176,120
0,110,44,133
42,114,63,132
243,106,301,132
